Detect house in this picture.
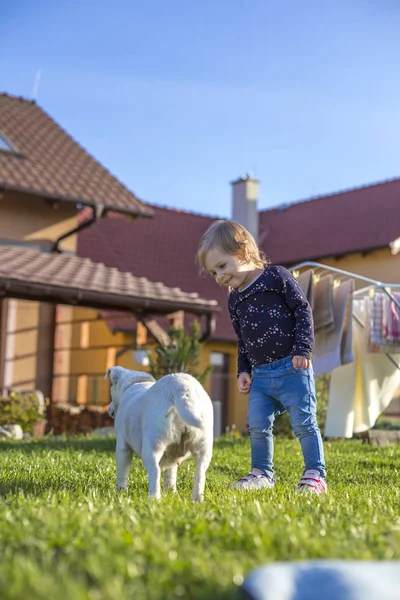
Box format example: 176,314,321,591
76,205,244,433
0,93,218,425
3,91,398,434
77,175,400,430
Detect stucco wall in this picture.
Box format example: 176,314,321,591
0,190,78,396
0,190,78,252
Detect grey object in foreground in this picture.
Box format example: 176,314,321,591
242,560,400,600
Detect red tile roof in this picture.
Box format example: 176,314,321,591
0,93,153,218
0,244,218,315
78,177,400,342
259,178,400,265
78,207,234,340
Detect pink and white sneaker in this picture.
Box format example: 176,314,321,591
296,470,327,495
232,469,275,490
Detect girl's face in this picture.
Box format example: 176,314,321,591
204,247,256,289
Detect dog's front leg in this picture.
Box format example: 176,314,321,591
116,445,132,491
142,445,163,500
164,465,178,493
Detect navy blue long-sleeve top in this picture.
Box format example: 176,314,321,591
228,265,314,375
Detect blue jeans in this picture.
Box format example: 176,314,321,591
247,355,326,478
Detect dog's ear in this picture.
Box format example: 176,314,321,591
104,366,124,385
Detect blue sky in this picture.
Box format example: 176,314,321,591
1,1,400,216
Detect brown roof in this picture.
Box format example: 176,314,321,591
0,245,218,315
77,176,400,342
0,93,153,218
78,207,234,340
259,178,400,265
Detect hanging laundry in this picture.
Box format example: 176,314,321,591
312,274,334,332
366,293,400,353
341,280,355,365
369,292,386,347
325,299,400,438
383,292,400,342
364,295,382,353
313,279,354,376
296,269,315,309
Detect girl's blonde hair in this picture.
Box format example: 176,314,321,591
197,220,269,272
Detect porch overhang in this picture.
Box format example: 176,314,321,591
0,245,219,342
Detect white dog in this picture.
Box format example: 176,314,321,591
105,367,214,501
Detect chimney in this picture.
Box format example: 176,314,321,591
231,173,259,241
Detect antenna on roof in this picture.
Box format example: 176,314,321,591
32,69,42,101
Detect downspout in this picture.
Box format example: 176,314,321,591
200,312,217,343
116,344,133,360
51,204,106,253
50,204,105,405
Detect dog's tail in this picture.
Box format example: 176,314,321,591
163,373,210,429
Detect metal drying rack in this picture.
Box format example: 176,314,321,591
289,261,400,372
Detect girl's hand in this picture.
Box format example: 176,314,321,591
237,372,252,394
292,355,311,369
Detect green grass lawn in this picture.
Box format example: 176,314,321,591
0,435,399,600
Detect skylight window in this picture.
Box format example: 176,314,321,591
0,132,16,153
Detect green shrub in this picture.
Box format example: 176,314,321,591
148,321,212,385
0,392,49,434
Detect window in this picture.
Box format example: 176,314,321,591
0,239,53,252
209,352,225,366
0,132,16,153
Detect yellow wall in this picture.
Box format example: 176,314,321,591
68,310,244,425
3,299,39,391
53,305,75,403
0,190,78,252
68,308,115,405
1,190,78,396
317,248,400,289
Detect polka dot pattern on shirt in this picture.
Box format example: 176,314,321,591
228,265,314,374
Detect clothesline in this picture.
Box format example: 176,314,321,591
289,261,400,437
290,261,400,372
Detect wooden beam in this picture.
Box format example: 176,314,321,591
166,310,185,328
136,320,148,346
139,317,171,346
